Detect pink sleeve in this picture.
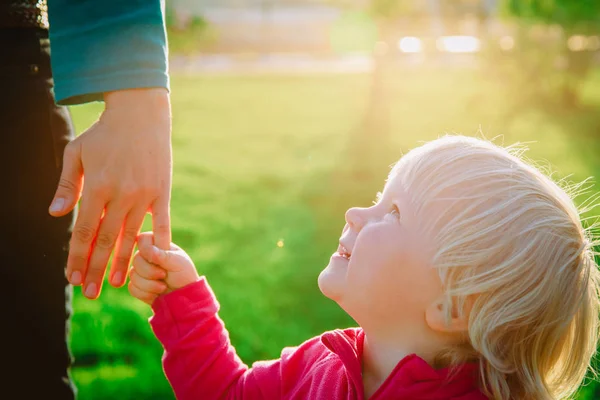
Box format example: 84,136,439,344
150,278,282,400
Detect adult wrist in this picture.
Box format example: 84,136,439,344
103,87,170,112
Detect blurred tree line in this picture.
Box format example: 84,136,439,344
332,0,600,173
164,1,218,54
495,0,600,110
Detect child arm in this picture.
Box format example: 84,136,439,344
150,278,283,400
129,233,283,400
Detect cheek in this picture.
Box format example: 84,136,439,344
348,227,440,308
346,228,402,290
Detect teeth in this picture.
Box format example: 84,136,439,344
337,242,352,260
340,245,351,259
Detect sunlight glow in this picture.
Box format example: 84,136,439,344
498,36,515,51
567,35,587,52
587,36,600,51
436,36,480,53
398,36,422,53
374,41,389,55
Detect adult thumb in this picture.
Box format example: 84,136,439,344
49,142,83,217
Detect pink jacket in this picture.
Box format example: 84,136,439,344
150,278,487,400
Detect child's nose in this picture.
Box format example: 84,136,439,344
345,207,367,230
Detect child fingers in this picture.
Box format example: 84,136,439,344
137,238,173,270
137,231,158,263
129,267,168,295
128,281,158,306
132,252,167,280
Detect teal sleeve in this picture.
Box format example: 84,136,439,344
47,0,169,105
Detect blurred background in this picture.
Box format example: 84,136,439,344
68,0,600,398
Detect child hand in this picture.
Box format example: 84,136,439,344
128,232,200,305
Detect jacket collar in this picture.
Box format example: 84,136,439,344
321,328,484,399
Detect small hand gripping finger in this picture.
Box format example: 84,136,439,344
137,232,179,271
132,251,168,280
128,279,159,306
129,264,168,296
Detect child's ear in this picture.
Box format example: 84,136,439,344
425,299,469,333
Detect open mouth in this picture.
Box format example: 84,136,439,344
337,244,351,260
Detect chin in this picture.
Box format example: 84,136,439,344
317,268,342,302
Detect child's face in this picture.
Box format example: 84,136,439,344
318,173,443,328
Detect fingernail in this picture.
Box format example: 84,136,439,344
112,272,123,286
84,283,97,298
70,271,82,286
49,198,65,213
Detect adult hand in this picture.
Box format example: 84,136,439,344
49,88,172,299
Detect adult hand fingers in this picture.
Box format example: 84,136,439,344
109,205,149,288
49,140,83,217
67,191,104,287
151,195,171,251
83,201,129,299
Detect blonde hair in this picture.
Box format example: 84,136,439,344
390,135,600,400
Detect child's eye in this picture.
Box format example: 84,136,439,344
389,205,401,221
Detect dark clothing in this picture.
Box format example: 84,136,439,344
1,27,76,399
0,1,169,398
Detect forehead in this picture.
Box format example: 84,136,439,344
380,173,414,211
380,172,437,256
381,171,445,230
382,171,405,197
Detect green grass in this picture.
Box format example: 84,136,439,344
67,68,600,399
